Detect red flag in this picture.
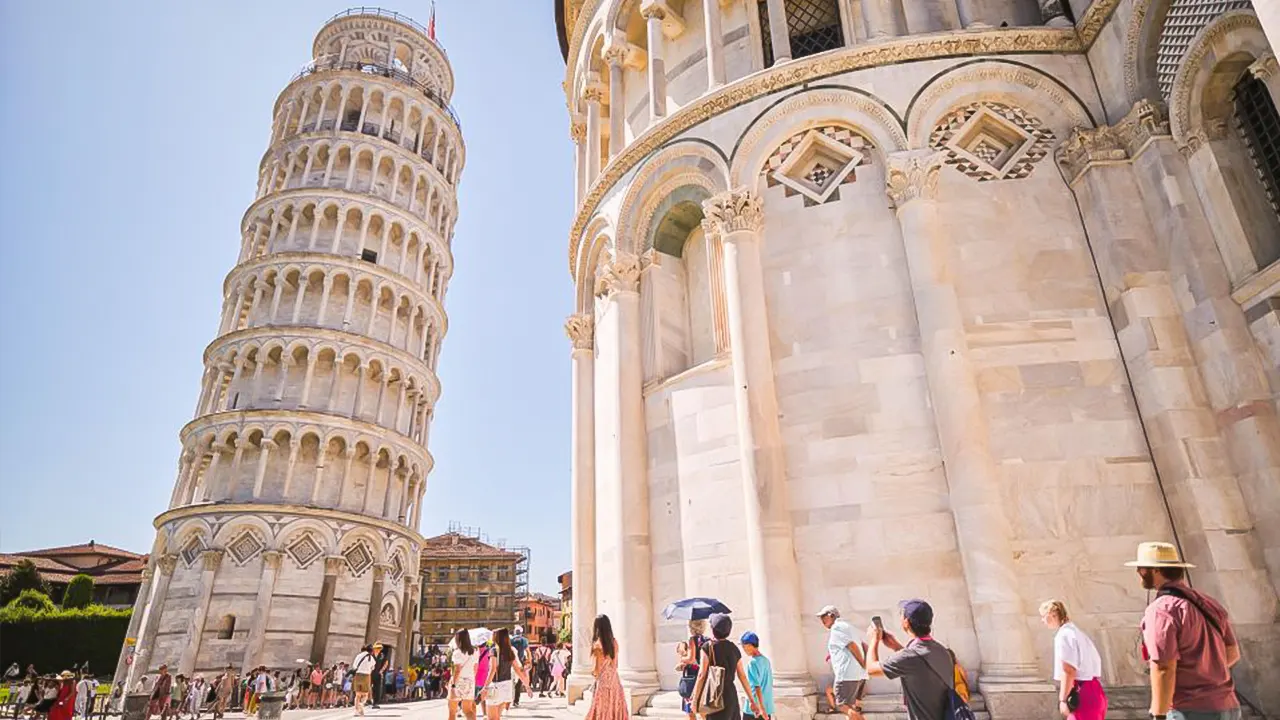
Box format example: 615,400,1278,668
428,2,437,40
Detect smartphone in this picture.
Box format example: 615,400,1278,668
871,616,883,630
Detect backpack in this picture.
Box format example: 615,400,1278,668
922,648,977,720
692,640,725,715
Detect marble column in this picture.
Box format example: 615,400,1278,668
885,151,1042,687
862,0,907,38
765,0,791,64
703,0,726,88
571,119,587,207
642,2,668,121
701,190,813,717
604,43,628,158
396,577,418,662
595,255,659,708
565,313,597,704
113,561,156,688
178,549,224,676
583,77,605,187
310,556,344,663
366,564,388,644
128,553,178,686
242,551,283,673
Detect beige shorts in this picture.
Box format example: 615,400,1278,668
450,678,476,702
354,674,372,694
488,681,514,705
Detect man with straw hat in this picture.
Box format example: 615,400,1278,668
1126,542,1241,720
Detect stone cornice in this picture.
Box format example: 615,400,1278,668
153,502,426,546
565,26,1081,279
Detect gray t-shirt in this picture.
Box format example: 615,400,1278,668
880,638,954,720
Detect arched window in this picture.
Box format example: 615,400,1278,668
758,0,846,66
1232,71,1280,269
217,615,236,640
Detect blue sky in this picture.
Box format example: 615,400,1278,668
0,2,574,594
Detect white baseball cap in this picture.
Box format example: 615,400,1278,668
815,605,840,618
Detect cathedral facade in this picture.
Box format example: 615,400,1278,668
114,8,462,684
555,0,1280,717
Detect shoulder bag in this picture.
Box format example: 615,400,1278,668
692,640,725,715
920,646,977,720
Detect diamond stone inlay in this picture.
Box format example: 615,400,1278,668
228,531,265,565
344,542,374,576
181,536,206,567
286,534,323,568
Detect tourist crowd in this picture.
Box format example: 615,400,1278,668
437,626,571,720
575,540,1246,720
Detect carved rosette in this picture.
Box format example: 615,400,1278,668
701,189,764,237
594,254,642,297
885,151,944,209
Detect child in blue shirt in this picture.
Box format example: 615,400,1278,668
741,632,775,720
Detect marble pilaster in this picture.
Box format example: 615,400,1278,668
565,313,598,704
242,551,283,673
178,549,224,676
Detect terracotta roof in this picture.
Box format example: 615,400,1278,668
22,541,141,560
521,593,562,607
420,532,524,560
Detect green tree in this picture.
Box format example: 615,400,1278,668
558,625,572,645
6,589,56,613
62,574,94,609
0,560,51,606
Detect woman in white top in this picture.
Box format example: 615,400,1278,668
1039,600,1108,720
352,645,378,716
448,629,479,720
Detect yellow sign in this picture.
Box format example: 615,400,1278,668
125,638,137,646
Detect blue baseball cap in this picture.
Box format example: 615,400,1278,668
740,631,760,647
898,599,933,628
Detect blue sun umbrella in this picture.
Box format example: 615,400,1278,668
662,597,732,621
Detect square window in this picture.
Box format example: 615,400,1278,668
361,249,378,263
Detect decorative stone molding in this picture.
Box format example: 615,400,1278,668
640,0,685,37
1249,52,1278,81
1168,11,1263,146
928,102,1055,182
201,549,226,572
324,555,345,575
602,42,629,69
565,314,595,351
567,27,1081,278
1178,118,1228,158
702,190,764,236
158,554,179,574
886,151,944,209
1056,99,1169,184
582,83,606,105
571,121,586,145
261,550,283,569
909,64,1088,148
594,254,642,297
1114,99,1170,156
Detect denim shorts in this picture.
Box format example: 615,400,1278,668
1170,708,1242,720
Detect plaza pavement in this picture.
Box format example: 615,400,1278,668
222,695,575,720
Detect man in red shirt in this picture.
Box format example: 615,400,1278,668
1126,542,1241,720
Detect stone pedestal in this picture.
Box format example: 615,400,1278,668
122,694,149,720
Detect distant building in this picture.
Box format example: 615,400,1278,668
556,571,572,641
517,592,561,646
419,529,527,645
0,540,145,607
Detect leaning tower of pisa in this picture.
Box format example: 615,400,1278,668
116,8,463,682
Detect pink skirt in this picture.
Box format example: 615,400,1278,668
1069,678,1107,720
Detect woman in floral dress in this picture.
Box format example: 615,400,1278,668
585,615,628,720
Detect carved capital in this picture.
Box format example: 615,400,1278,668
1055,125,1128,183
701,189,764,236
885,151,944,209
640,3,667,21
1113,99,1171,157
1249,52,1278,81
261,550,283,570
564,313,595,351
324,556,345,575
581,83,606,105
158,554,179,574
602,43,629,68
1178,118,1228,158
594,254,642,297
201,549,225,572
570,121,587,145
372,564,390,582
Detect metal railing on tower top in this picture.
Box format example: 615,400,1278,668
324,7,448,56
289,57,461,129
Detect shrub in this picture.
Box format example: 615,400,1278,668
62,575,94,610
0,560,51,606
7,589,55,613
0,604,131,676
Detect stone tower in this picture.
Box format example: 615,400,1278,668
556,0,1280,718
116,7,463,683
